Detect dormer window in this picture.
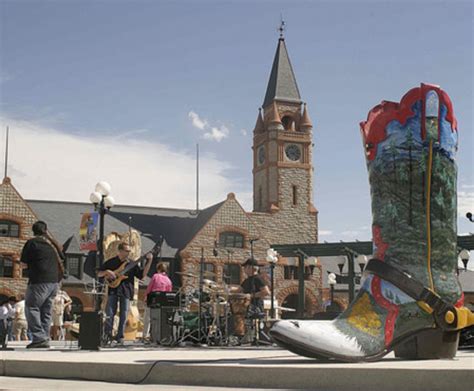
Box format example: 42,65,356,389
281,115,295,131
0,220,19,238
219,231,244,248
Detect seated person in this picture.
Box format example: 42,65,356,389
240,258,270,314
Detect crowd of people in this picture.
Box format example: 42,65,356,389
0,290,74,346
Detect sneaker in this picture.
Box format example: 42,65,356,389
26,340,50,349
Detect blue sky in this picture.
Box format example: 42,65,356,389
0,0,473,242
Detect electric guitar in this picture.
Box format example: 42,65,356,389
105,241,162,289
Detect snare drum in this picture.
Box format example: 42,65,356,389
229,293,251,336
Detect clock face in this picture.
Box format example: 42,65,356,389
258,145,265,165
285,144,301,161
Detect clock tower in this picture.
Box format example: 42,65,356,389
252,35,316,235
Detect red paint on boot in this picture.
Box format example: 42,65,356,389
372,225,389,260
360,83,457,161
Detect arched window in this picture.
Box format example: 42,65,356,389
292,185,298,206
281,115,295,131
219,232,244,248
0,220,19,238
0,256,14,277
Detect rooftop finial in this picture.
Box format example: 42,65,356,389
278,15,286,39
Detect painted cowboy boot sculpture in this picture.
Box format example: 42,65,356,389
270,83,474,362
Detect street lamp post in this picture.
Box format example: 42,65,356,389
266,248,279,319
458,249,470,274
89,181,115,311
327,272,337,309
333,253,367,303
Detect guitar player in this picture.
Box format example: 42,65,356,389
97,242,153,345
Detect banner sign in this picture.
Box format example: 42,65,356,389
79,212,99,251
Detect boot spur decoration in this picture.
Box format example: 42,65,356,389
270,83,474,362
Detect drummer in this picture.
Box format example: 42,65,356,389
240,258,270,312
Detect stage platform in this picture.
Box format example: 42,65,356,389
1,341,473,390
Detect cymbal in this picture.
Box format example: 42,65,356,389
176,271,197,278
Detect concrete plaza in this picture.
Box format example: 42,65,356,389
1,341,473,390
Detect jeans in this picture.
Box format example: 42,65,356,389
0,319,7,347
25,282,59,343
105,294,129,340
143,307,150,339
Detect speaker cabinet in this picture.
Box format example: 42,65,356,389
79,311,102,350
150,307,174,344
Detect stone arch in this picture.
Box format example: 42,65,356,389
277,285,319,318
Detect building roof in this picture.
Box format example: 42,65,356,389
27,199,224,259
262,38,301,108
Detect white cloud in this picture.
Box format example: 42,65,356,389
204,126,229,142
241,128,248,136
188,111,207,130
458,190,474,216
188,110,230,142
318,230,333,236
0,116,241,209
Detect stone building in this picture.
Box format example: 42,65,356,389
0,35,322,317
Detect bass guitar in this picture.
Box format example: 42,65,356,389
105,242,162,289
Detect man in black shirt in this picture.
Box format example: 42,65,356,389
97,242,152,344
20,221,63,349
240,258,270,312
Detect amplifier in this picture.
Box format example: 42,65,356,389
150,307,174,344
79,311,102,350
147,291,180,308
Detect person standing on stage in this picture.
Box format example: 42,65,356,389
97,242,152,345
240,258,270,313
143,262,173,341
20,220,64,349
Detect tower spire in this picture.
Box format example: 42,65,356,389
262,30,301,109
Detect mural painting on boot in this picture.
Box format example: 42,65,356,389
270,83,472,361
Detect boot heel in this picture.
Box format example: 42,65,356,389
394,328,459,359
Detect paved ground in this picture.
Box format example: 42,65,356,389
1,342,473,390
0,377,294,391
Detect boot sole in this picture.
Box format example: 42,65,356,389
270,327,460,363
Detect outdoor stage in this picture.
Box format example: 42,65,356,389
1,341,472,390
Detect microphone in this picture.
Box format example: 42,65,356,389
467,212,473,223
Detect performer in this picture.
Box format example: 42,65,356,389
143,262,173,341
20,220,64,349
97,242,152,345
240,258,270,313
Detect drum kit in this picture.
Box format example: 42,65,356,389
159,270,254,346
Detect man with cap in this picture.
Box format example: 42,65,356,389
240,258,270,313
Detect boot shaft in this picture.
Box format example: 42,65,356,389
360,83,459,300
